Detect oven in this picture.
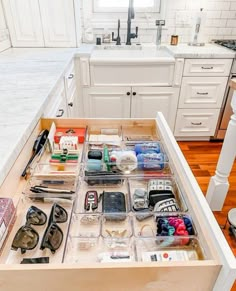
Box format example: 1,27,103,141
213,40,236,139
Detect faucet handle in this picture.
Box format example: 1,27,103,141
156,20,165,26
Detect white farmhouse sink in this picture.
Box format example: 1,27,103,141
89,45,176,86
90,45,175,64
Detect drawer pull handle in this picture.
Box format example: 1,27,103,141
68,73,74,79
68,102,73,107
201,66,213,70
191,122,202,126
56,109,64,117
197,92,208,95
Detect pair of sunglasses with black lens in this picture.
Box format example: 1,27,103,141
11,203,68,254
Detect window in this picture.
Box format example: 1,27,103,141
93,0,161,13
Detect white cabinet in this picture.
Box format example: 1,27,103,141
83,86,179,130
2,0,44,47
131,87,179,131
83,87,131,118
174,109,220,137
179,77,228,109
2,0,76,47
39,0,76,47
183,59,232,77
174,58,233,139
43,80,68,118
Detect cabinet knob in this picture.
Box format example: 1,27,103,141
68,102,73,107
56,109,64,117
68,73,74,79
127,92,131,96
132,92,136,96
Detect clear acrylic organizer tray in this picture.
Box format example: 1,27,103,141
74,179,130,214
86,125,122,143
101,214,133,239
22,177,78,200
128,176,188,214
82,141,171,177
135,236,206,262
133,213,197,238
63,237,135,264
32,163,79,180
0,195,74,265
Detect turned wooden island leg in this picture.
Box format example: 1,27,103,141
206,81,236,210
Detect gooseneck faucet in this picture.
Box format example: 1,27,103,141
112,19,121,45
126,0,138,45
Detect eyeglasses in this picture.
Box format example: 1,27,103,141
11,206,47,254
40,203,68,254
11,203,68,255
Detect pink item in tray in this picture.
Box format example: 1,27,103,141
0,198,15,250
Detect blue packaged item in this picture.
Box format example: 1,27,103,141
134,143,161,155
137,153,164,170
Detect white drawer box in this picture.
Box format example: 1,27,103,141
174,109,220,136
179,77,228,108
183,59,232,77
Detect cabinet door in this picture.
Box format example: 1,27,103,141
83,87,131,118
67,87,79,118
39,0,76,47
2,0,44,47
131,87,179,131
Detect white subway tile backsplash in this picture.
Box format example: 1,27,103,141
83,0,236,44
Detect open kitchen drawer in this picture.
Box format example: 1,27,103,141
0,114,235,291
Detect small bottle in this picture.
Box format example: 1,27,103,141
170,35,178,45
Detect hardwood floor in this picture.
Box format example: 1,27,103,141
178,141,236,290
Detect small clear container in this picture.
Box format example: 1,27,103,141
74,179,130,214
135,237,205,262
86,125,122,144
101,214,133,238
133,213,196,237
63,236,99,263
69,213,101,238
128,176,187,214
22,177,77,200
32,163,79,180
122,124,159,141
97,238,135,263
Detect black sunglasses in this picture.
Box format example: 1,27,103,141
40,203,68,254
11,206,47,254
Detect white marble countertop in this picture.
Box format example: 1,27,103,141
165,43,235,58
0,43,235,188
0,48,76,187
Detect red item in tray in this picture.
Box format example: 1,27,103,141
54,128,86,144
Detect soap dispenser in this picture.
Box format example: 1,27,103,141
188,8,205,46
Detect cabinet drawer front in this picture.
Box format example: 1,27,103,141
179,77,228,108
64,61,76,92
174,109,220,136
183,59,232,77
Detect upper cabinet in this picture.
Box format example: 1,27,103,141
39,0,76,47
3,0,44,47
2,0,77,47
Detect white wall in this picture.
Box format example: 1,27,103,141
81,0,236,44
0,0,11,52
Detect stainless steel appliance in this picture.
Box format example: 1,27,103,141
213,40,236,139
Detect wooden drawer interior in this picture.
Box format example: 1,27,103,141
0,118,222,291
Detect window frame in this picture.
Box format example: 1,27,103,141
93,0,161,13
